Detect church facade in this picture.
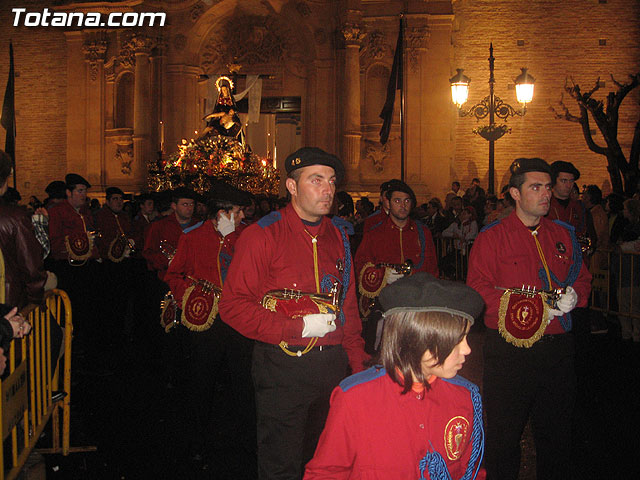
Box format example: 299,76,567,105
1,0,639,202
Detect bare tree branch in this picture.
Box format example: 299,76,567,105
549,93,582,123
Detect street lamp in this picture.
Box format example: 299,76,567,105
450,44,535,194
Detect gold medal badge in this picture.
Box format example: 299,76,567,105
498,289,551,347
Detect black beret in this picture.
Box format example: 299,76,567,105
105,187,124,198
45,180,67,199
285,147,345,184
209,179,251,206
508,158,551,180
65,173,91,189
171,186,196,201
385,180,416,204
550,161,580,181
380,178,403,193
379,273,484,324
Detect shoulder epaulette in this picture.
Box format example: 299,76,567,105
552,219,575,232
339,366,386,392
369,218,385,231
366,210,381,220
331,215,354,235
442,374,480,394
257,211,282,228
183,221,203,234
480,219,501,233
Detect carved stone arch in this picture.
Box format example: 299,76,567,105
363,62,391,126
115,71,135,129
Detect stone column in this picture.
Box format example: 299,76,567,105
340,23,365,182
82,32,108,188
127,34,155,188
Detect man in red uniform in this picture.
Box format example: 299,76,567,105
355,180,438,352
165,185,254,464
142,187,202,385
142,187,201,282
305,273,485,480
95,187,135,346
48,174,108,373
361,179,400,233
467,158,592,480
219,147,368,480
547,161,588,237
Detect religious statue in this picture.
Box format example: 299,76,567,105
200,76,244,143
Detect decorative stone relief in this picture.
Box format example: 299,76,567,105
406,26,429,73
200,15,307,77
340,24,365,46
314,28,327,46
190,3,204,22
125,34,155,55
83,33,107,82
364,142,390,173
116,144,134,175
359,30,392,72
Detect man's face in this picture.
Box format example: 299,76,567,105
107,194,124,213
172,198,195,222
231,205,245,228
388,191,412,222
140,199,154,216
511,172,552,221
452,183,460,193
67,185,87,209
286,165,336,222
553,172,576,200
426,203,437,216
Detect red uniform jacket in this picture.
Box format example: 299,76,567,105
94,207,133,260
355,215,439,296
305,368,485,480
218,203,368,373
131,213,153,252
362,209,386,233
48,200,99,261
142,214,200,280
165,221,237,301
548,196,586,235
467,211,592,334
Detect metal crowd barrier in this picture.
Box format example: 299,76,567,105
434,237,474,281
0,289,75,480
589,248,640,321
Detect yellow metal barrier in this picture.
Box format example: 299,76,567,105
0,289,78,480
434,237,473,281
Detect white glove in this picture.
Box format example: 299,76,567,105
217,212,235,237
556,286,578,313
302,313,337,338
385,270,404,285
547,307,564,322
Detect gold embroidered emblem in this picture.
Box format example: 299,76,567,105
444,415,470,461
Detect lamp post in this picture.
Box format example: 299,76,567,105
450,43,535,194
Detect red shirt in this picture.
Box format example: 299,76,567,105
305,368,485,480
218,203,368,373
355,215,439,294
94,207,133,260
165,221,237,301
142,213,200,280
48,200,99,261
466,211,592,333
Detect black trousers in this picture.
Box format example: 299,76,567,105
252,342,348,480
483,329,576,480
185,318,255,452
